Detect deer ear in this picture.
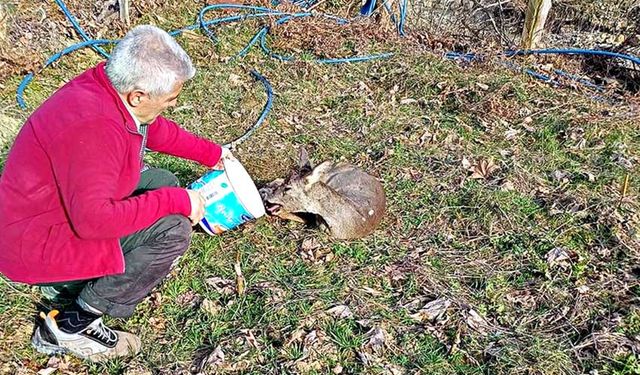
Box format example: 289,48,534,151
304,161,333,188
298,147,313,174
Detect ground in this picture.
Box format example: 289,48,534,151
1,1,640,374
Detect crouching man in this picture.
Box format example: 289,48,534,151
0,25,226,361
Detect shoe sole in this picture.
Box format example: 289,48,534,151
31,327,68,356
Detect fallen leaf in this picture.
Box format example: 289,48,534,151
45,357,61,369
327,305,353,319
470,159,500,179
200,298,220,315
584,172,596,182
175,290,201,307
466,309,490,335
301,237,321,251
149,316,166,331
303,330,319,348
500,180,515,191
402,297,427,310
285,329,306,347
241,329,260,349
300,329,323,358
462,156,472,170
357,351,375,367
409,298,451,322
332,364,343,374
364,327,387,354
499,149,512,158
206,276,235,295
577,285,590,294
546,247,572,268
476,82,489,90
384,364,406,375
361,286,383,296
37,368,57,375
551,170,569,182
504,128,520,140
399,98,418,105
197,345,225,372
324,252,335,262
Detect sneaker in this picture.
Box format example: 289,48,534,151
31,310,141,362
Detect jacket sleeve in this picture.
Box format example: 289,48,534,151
146,116,222,167
47,123,192,240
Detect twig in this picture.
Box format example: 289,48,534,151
619,173,630,206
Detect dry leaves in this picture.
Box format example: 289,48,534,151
465,309,491,335
326,305,353,319
500,180,515,191
200,298,221,316
462,157,500,179
409,298,451,323
149,316,167,332
194,346,225,374
363,327,388,355
206,276,236,295
300,237,335,264
175,290,201,308
252,281,287,304
504,128,520,140
546,247,572,269
357,327,401,371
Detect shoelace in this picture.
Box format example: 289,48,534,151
86,318,118,344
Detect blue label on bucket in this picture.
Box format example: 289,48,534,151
188,169,254,235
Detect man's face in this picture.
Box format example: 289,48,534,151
127,82,183,124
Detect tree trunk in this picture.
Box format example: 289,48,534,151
119,0,130,25
521,0,552,49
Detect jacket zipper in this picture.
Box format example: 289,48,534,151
139,123,148,171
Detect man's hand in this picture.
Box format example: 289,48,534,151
212,147,232,170
186,189,206,225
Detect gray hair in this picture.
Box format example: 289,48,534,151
105,25,195,96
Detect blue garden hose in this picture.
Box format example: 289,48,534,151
16,39,114,109
223,70,274,149
53,0,110,59
198,4,284,43
254,13,392,63
19,1,640,116
398,0,407,35
17,3,396,109
360,0,407,35
506,48,640,66
446,48,640,95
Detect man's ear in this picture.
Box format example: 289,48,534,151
126,90,147,107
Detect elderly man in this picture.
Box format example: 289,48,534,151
0,25,224,360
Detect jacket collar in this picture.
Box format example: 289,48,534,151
93,61,139,134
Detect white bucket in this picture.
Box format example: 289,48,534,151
188,157,265,235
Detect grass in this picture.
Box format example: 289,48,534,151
1,0,640,374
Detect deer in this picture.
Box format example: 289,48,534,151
259,148,386,240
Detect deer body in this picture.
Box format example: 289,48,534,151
260,152,386,240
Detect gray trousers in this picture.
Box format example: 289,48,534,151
42,168,192,318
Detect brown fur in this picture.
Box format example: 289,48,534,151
260,150,386,239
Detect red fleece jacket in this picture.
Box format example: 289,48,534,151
0,62,222,284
